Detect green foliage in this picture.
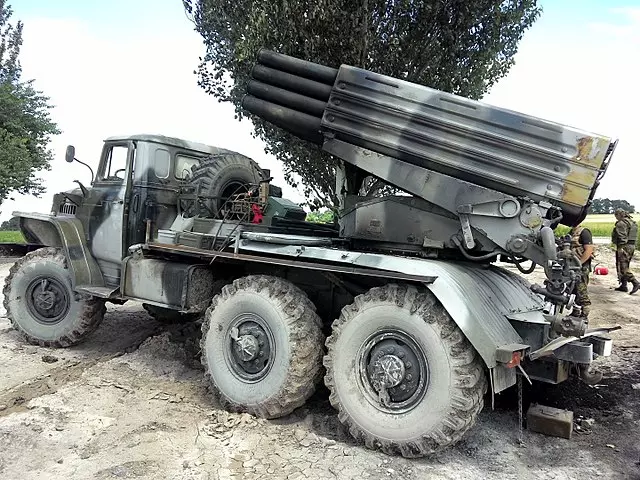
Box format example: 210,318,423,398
555,217,640,248
305,209,335,224
0,0,22,83
588,198,635,214
0,230,23,242
0,2,60,208
184,0,541,209
0,215,18,230
555,223,613,238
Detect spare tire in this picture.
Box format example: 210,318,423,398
181,153,281,219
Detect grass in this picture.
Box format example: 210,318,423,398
556,214,639,237
555,223,613,237
555,214,640,248
0,231,25,243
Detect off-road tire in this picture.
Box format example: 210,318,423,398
3,247,106,347
324,283,487,458
200,275,324,419
142,304,201,324
183,153,281,218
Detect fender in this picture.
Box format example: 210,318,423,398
14,211,105,289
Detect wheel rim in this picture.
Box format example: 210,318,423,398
219,181,252,219
25,276,71,325
224,313,275,383
357,330,429,414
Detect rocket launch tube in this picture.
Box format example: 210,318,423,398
250,64,333,101
256,48,338,85
241,49,616,227
246,80,327,118
241,95,324,145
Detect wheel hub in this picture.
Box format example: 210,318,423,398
226,315,274,381
370,354,405,389
234,334,260,362
25,277,71,325
360,332,429,413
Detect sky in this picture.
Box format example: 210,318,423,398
1,0,639,221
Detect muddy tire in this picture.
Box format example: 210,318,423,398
2,247,106,348
142,304,200,324
182,153,281,218
200,275,324,419
324,283,487,458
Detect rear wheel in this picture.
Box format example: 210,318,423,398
200,275,324,419
324,283,486,458
2,247,106,347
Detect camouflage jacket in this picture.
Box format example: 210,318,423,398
612,217,638,245
570,225,594,263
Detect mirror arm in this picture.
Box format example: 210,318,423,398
73,158,95,184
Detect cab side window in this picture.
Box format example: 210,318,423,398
99,145,129,183
175,154,202,180
154,148,171,179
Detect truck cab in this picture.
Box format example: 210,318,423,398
28,135,232,289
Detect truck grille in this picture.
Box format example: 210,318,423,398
59,203,77,216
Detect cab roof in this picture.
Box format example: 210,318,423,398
104,134,235,156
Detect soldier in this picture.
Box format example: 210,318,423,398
612,208,639,294
570,224,595,317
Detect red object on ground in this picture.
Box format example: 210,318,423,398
594,265,608,275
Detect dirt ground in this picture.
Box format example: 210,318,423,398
0,246,639,480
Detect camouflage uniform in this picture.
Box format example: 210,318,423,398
612,209,639,294
570,225,592,317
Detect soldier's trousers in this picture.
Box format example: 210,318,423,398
573,267,590,317
616,244,637,283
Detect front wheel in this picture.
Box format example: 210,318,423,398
324,283,487,458
3,247,106,347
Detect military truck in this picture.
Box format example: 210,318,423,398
3,50,620,458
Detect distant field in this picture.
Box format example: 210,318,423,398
556,223,612,237
0,231,25,243
582,213,640,224
555,213,640,247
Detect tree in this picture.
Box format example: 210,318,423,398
0,1,60,210
305,209,335,224
589,198,636,214
184,0,541,209
0,215,18,230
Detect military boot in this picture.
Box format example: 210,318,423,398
615,280,628,292
630,280,640,295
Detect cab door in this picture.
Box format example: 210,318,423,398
84,141,135,286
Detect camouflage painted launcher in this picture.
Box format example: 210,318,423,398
242,50,617,227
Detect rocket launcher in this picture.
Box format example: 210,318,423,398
241,49,617,278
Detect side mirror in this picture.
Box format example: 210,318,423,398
65,145,76,163
65,145,95,184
